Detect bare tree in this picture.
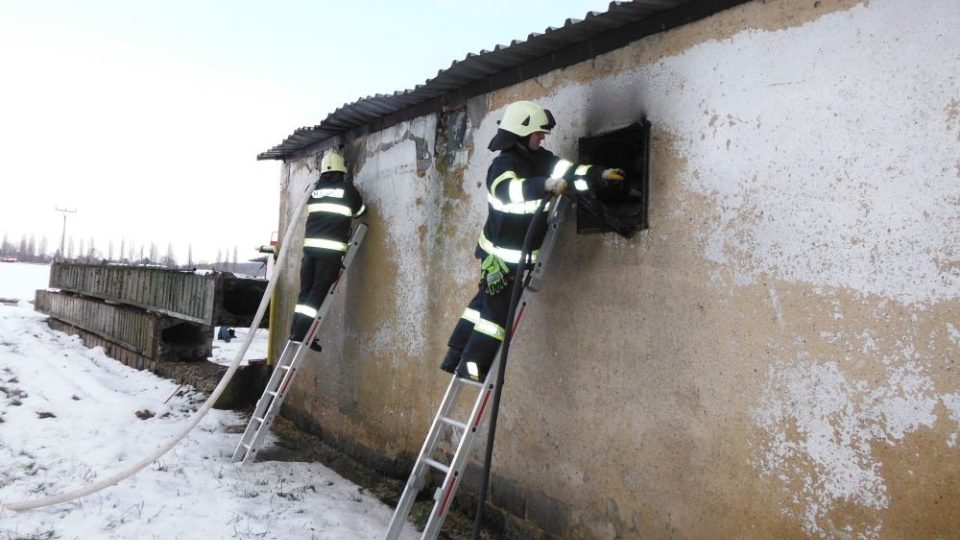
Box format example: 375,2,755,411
162,243,176,267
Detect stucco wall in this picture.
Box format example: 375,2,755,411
271,0,960,537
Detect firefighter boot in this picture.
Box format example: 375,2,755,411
289,340,322,353
439,347,463,374
456,356,491,382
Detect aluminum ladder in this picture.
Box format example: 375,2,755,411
385,198,568,540
232,223,367,465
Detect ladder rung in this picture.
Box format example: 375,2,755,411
439,417,467,431
456,378,484,389
423,458,450,474
237,226,367,471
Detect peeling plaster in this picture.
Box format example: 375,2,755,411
944,394,960,448
568,0,960,306
947,322,960,345
654,1,960,305
354,129,433,359
749,354,951,537
269,1,960,537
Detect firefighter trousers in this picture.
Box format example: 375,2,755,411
290,250,343,342
446,277,514,376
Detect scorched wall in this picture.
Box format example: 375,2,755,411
270,1,960,537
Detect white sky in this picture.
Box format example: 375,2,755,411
0,0,614,264
0,263,418,539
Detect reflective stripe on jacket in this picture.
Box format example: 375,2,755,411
304,173,365,253
476,148,596,267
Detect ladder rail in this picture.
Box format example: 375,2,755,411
233,223,368,465
468,197,564,537
385,198,569,540
240,342,312,465
385,374,467,539
421,365,501,538
230,341,296,461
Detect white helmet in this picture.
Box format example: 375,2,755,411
488,100,557,151
497,101,556,136
320,150,347,174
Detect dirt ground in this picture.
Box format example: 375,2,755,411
162,358,502,539
229,412,502,540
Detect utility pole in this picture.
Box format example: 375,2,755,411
55,206,76,260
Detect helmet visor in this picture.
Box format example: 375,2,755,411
540,109,556,131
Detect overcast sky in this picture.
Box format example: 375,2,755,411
0,0,614,264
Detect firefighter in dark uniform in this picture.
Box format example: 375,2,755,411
441,100,625,381
290,150,366,350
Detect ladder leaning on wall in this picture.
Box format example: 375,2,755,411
232,223,368,466
385,198,569,540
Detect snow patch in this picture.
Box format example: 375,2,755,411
0,302,415,539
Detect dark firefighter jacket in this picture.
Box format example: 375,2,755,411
303,173,366,253
477,147,601,267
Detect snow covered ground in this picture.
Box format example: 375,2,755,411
210,326,269,367
0,263,415,539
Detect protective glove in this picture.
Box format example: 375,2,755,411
481,254,510,295
601,168,626,181
544,176,568,194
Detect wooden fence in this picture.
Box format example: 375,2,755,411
37,263,268,371
47,262,267,326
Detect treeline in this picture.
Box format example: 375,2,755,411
1,232,263,276
1,233,53,263
1,232,179,266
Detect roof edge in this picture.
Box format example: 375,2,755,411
258,0,751,161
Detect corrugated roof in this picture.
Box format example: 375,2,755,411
259,0,749,160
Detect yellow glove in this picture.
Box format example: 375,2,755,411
601,168,625,181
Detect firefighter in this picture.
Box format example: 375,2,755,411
441,100,625,381
289,150,366,350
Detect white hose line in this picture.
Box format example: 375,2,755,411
1,184,313,512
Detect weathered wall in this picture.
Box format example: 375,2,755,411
272,0,960,537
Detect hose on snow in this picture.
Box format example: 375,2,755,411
1,183,314,512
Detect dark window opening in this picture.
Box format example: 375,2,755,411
161,322,205,345
221,283,263,316
575,119,651,237
216,279,269,327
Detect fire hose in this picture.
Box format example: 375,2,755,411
1,183,313,512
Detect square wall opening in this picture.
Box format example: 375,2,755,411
575,119,651,237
